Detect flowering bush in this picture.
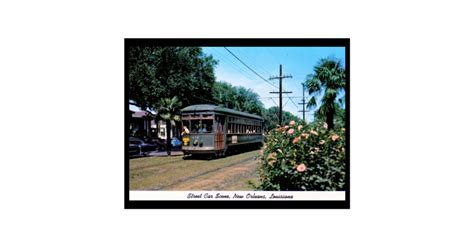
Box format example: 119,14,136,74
255,121,346,191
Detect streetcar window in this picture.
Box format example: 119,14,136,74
190,120,201,133
182,119,191,132
189,119,213,133
215,115,224,133
202,119,213,133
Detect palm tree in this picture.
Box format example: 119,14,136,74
155,96,182,156
305,58,345,130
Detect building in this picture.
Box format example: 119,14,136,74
129,110,153,137
129,110,179,139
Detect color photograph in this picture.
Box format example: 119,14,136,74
125,39,350,208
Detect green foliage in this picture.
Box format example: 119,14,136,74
255,121,346,191
154,96,183,155
155,96,182,126
129,46,217,111
262,106,302,132
212,81,264,116
305,57,345,129
314,104,345,129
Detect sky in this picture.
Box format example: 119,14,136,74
201,47,345,122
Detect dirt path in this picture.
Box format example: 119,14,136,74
129,150,260,190
162,157,259,190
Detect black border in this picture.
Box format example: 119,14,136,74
125,38,350,209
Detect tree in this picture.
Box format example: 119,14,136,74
212,81,236,109
314,103,345,129
235,86,264,115
128,46,217,113
155,96,182,156
305,58,345,130
262,106,301,131
212,82,265,116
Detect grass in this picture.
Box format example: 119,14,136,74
129,150,260,190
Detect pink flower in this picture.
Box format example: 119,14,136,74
301,133,309,139
298,125,303,131
284,125,289,129
319,140,325,145
310,130,318,136
341,128,345,132
331,134,340,141
289,120,296,126
287,128,295,134
267,152,276,160
323,122,328,129
292,136,301,144
267,152,277,166
296,163,306,172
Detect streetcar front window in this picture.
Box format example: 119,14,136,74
190,119,213,133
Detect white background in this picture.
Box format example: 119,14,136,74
1,0,473,247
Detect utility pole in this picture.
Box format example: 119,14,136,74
298,83,309,123
269,64,292,126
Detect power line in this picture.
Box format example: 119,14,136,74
282,98,290,108
269,97,279,107
224,47,277,89
210,48,262,84
288,96,299,109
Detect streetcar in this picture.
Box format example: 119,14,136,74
181,104,264,157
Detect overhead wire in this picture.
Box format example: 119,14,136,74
236,47,273,76
224,47,278,89
220,47,308,121
210,48,262,83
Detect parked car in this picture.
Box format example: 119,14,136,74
140,136,165,151
129,137,157,156
129,143,140,156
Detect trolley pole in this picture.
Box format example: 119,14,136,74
269,64,292,126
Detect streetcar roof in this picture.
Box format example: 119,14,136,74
181,104,263,121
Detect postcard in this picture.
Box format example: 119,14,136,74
125,38,350,209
